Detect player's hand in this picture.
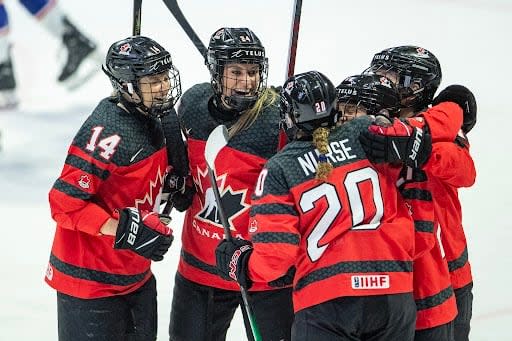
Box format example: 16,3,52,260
359,118,432,168
162,173,195,212
215,238,253,289
114,208,173,261
432,84,477,133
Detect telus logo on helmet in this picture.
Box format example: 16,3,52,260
230,49,264,58
338,88,357,95
373,54,390,61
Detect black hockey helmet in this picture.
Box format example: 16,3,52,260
280,71,337,134
103,35,181,117
365,46,441,111
336,74,400,120
206,27,268,112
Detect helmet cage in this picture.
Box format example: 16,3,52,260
206,28,268,112
365,47,441,110
104,36,182,117
336,75,401,119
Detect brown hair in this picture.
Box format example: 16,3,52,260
312,127,333,180
228,88,279,137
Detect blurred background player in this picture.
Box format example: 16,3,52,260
216,71,423,341
362,45,477,341
0,0,101,109
45,35,181,340
167,27,294,341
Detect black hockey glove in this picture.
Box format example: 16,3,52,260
215,238,253,289
432,84,477,133
114,207,173,261
359,119,432,168
170,185,195,212
162,173,195,212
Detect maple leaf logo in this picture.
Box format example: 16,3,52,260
193,165,249,230
134,165,166,212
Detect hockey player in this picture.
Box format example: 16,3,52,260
335,73,401,121
0,0,101,108
215,71,431,340
167,27,294,341
45,35,182,340
361,46,476,341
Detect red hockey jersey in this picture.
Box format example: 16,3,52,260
176,83,282,291
248,116,415,313
407,102,466,329
425,139,475,290
45,98,168,299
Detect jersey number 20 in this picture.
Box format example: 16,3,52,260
300,167,384,262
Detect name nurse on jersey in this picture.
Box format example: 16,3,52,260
297,138,357,176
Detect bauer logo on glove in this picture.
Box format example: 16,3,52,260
114,207,173,261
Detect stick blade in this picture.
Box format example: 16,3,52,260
205,125,229,170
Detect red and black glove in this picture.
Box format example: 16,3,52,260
359,118,432,168
114,207,173,261
215,238,253,289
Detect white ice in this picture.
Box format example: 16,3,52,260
0,0,510,339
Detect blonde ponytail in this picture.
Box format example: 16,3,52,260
312,127,333,180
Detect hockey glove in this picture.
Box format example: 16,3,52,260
432,84,477,133
114,207,173,261
162,173,195,212
170,185,195,212
215,238,253,289
359,119,432,168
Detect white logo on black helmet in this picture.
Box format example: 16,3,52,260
284,80,294,94
338,88,357,95
230,49,264,58
149,45,161,54
149,56,171,72
373,54,390,61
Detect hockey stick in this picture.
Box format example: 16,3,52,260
204,125,231,239
278,0,303,149
133,0,142,35
204,125,262,341
161,0,207,58
159,109,190,224
285,0,303,78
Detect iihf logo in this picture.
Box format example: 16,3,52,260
351,275,390,289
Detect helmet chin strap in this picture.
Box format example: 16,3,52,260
223,94,257,113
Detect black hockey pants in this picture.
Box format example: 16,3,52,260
57,275,157,341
